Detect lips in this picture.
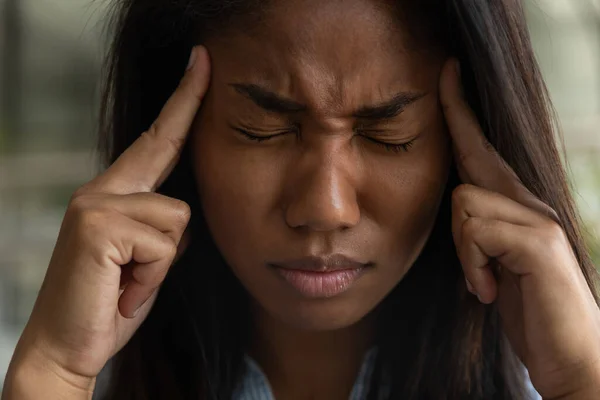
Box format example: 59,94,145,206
269,254,370,298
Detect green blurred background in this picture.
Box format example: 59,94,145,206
1,0,599,390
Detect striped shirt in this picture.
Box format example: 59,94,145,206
232,349,542,400
233,349,384,400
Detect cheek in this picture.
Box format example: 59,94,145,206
364,127,450,261
192,120,283,263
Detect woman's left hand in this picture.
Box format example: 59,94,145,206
439,59,600,399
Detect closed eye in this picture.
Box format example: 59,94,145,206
360,134,417,154
229,123,297,142
231,123,418,153
235,127,279,142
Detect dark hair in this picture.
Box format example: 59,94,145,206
98,1,600,399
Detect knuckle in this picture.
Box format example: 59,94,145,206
68,192,108,219
452,183,475,206
67,195,106,225
461,217,481,238
73,178,104,197
66,209,113,250
71,185,89,199
68,192,92,213
524,233,547,255
166,240,178,260
442,100,461,116
156,232,178,259
524,223,567,257
144,244,177,285
542,223,569,254
455,149,470,167
542,204,561,225
481,137,496,154
164,134,186,154
546,221,566,238
70,184,96,205
77,209,108,233
145,122,161,139
144,123,185,154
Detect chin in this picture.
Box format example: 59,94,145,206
253,290,382,332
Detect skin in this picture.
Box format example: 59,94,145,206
3,1,600,399
193,2,449,397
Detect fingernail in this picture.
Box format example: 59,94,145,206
186,47,198,71
133,306,141,318
476,294,483,303
465,278,475,293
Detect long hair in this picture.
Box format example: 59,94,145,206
98,1,599,399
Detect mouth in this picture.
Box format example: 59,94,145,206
268,254,371,299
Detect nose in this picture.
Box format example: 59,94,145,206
284,146,360,232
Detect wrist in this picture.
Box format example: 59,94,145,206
3,340,95,400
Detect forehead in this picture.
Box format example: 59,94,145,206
206,0,440,114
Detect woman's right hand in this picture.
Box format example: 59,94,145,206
5,46,211,394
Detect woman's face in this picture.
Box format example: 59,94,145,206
193,0,451,331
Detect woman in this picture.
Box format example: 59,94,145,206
4,0,600,399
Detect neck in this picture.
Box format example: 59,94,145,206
249,306,376,400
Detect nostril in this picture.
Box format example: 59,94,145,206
285,196,360,232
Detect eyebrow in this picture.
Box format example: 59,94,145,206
229,83,426,119
352,92,426,120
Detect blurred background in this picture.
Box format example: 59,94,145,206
1,0,600,391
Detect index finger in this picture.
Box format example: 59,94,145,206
439,59,504,185
95,45,211,194
439,59,560,223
